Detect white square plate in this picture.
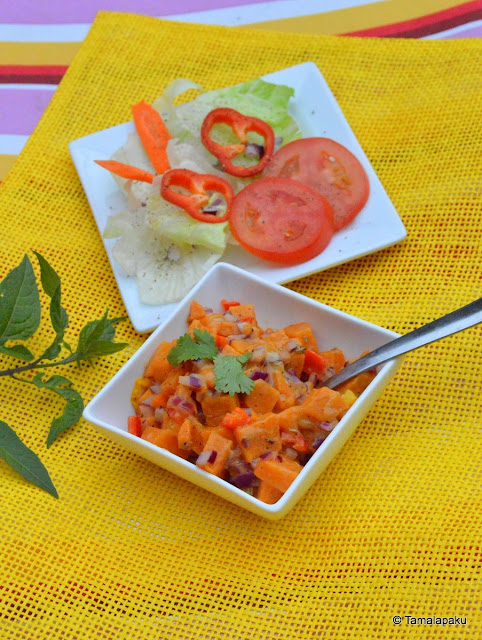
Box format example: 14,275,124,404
83,262,403,520
70,62,406,333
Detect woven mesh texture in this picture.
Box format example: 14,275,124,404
0,12,481,639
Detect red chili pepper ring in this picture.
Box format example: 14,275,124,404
201,107,275,178
160,168,233,223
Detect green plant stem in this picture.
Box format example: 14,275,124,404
0,353,80,378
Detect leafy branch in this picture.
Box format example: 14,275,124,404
0,253,128,498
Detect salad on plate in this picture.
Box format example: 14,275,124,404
97,76,369,306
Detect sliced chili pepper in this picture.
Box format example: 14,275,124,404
131,101,171,174
160,168,233,223
201,107,275,178
95,159,155,183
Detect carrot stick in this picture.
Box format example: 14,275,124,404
131,101,171,174
95,159,155,183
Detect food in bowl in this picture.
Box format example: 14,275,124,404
127,299,376,504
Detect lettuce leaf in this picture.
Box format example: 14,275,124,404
174,77,302,146
146,197,229,253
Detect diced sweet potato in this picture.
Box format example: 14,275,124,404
257,480,283,504
235,413,281,463
272,371,296,411
197,431,233,477
177,417,206,454
254,456,302,493
145,340,176,383
221,344,241,357
187,300,207,323
130,376,152,411
302,387,349,422
319,348,346,375
277,405,305,432
200,391,240,427
230,337,263,354
141,425,190,458
286,349,305,378
244,378,280,415
262,329,289,352
227,304,256,323
335,371,376,396
284,322,318,351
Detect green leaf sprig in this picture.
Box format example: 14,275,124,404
0,253,128,498
167,328,254,397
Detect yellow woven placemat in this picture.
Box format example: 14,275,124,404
0,12,481,639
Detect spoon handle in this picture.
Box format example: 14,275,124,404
323,297,482,389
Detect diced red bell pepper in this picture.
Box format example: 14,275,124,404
201,107,275,177
281,430,310,454
302,349,328,376
160,168,233,223
221,299,241,311
128,415,142,437
221,407,256,430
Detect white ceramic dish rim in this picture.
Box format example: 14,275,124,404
83,262,403,519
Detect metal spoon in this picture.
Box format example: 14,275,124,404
323,297,482,389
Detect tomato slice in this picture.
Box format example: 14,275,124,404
228,177,334,265
263,138,369,230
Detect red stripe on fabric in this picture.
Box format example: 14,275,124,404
0,65,68,84
344,1,482,38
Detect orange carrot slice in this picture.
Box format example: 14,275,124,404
95,159,155,183
131,101,171,174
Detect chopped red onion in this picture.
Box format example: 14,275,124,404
276,455,283,463
189,374,203,389
250,370,269,382
171,395,182,406
313,438,325,450
259,451,273,460
141,395,154,407
308,372,319,386
285,447,298,460
241,438,249,448
150,383,161,394
245,142,265,158
154,407,165,423
196,450,212,466
227,333,247,341
178,374,203,389
285,339,299,352
232,472,256,488
139,404,154,418
320,421,335,432
223,312,236,322
266,352,281,363
180,400,194,414
250,346,266,363
203,197,223,213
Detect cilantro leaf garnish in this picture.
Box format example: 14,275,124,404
214,353,254,396
167,329,218,366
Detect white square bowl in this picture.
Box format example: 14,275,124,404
83,263,403,519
